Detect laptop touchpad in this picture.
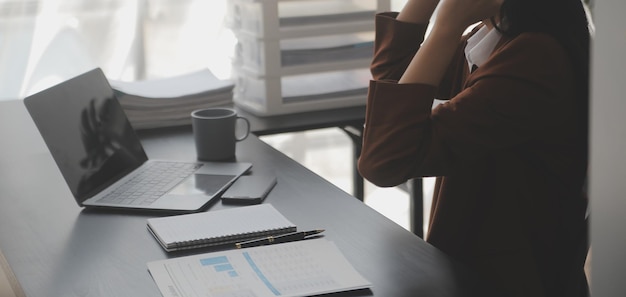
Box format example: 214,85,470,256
168,174,235,197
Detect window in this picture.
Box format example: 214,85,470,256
0,0,235,100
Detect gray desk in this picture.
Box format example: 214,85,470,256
0,100,492,297
236,106,425,237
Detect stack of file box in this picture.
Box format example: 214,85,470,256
226,0,391,116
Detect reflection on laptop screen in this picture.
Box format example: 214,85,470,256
24,69,147,202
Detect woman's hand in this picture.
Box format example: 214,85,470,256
398,0,502,86
435,0,503,33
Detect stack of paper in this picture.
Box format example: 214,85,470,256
109,68,234,130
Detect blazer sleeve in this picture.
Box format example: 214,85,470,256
369,12,428,81
358,32,577,187
370,12,468,99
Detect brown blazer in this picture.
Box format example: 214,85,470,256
358,13,588,297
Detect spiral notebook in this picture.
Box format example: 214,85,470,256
147,204,297,252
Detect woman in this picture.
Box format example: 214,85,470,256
357,0,590,296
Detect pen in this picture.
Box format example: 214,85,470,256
235,229,325,249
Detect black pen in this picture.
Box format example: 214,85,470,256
235,229,325,249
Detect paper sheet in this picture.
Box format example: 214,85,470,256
147,238,370,297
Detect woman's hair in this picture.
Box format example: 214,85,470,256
495,0,590,68
495,0,590,146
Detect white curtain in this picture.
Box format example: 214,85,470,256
0,0,233,100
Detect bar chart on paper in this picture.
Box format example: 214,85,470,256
147,239,371,297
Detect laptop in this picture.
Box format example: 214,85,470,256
23,68,252,212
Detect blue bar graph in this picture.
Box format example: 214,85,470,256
199,256,239,278
200,256,229,266
215,263,234,272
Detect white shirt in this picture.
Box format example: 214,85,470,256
464,25,502,71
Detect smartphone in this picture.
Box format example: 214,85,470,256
221,175,277,204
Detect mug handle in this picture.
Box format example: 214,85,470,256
235,116,250,141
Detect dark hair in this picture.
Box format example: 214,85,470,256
495,0,590,71
495,0,590,147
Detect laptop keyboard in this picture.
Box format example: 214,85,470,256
97,161,202,206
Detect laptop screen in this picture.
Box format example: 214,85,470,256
24,68,148,202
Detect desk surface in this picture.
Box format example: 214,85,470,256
0,100,489,297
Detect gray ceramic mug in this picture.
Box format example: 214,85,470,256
191,108,250,161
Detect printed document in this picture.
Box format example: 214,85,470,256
147,238,371,297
